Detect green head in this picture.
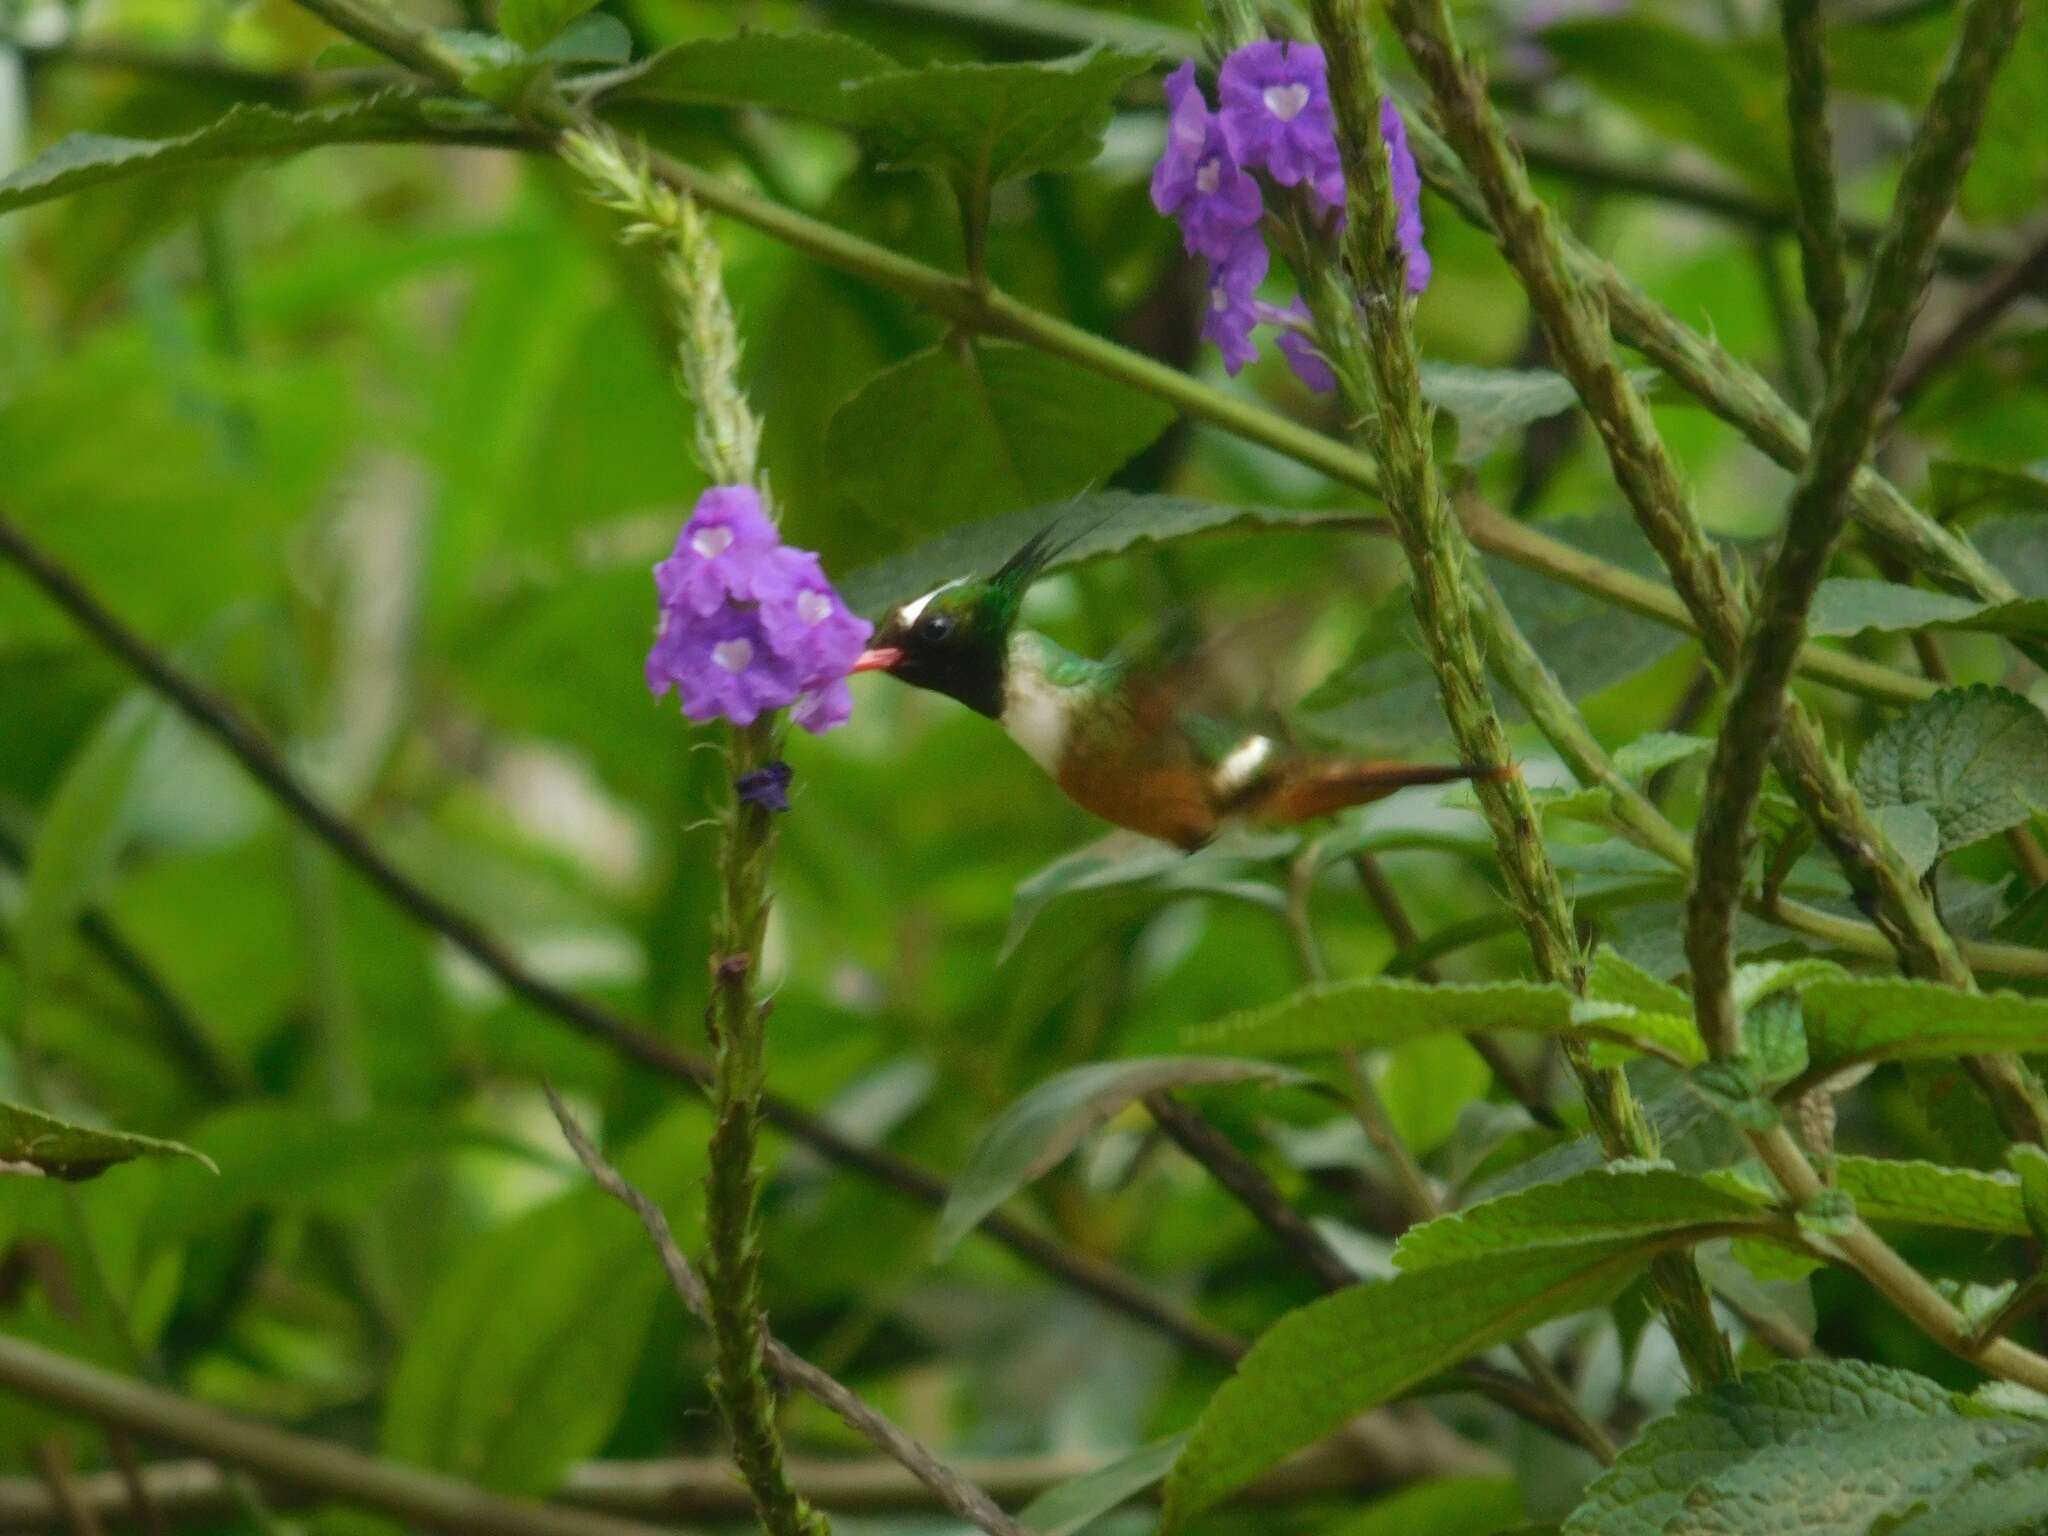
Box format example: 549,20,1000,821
854,524,1067,717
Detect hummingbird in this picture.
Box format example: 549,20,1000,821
852,527,1511,851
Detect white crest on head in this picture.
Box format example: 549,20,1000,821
895,577,967,630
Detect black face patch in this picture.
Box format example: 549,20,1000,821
875,590,1005,718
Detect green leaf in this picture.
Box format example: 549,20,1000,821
1326,1479,1524,1536
1663,1418,2048,1535
1610,732,1711,781
1184,977,1697,1064
1589,946,1692,1017
1000,832,1288,966
146,1105,551,1242
1017,1434,1188,1536
1855,686,2048,857
496,0,599,51
837,492,1354,619
1994,878,2048,946
933,1056,1311,1258
1163,1241,1665,1529
1419,363,1657,465
17,693,162,982
0,93,447,216
383,1108,702,1493
1303,517,1684,755
1798,979,2048,1090
1538,19,1789,192
615,29,900,116
1930,460,2048,523
1873,801,1943,879
0,1101,214,1181
825,340,1174,532
1833,1156,2026,1236
844,46,1153,194
1808,578,2048,643
1391,1163,1769,1271
2007,1145,2048,1247
1809,579,1990,637
1563,1360,1969,1536
1690,1060,1778,1132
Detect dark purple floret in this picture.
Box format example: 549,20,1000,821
735,760,794,813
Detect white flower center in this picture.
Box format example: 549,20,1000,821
797,590,833,626
711,638,754,673
1195,158,1222,195
1263,82,1311,122
1211,284,1230,312
691,526,734,559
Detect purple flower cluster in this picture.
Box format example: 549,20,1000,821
1150,43,1431,388
646,485,871,734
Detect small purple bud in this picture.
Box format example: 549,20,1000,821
736,760,794,813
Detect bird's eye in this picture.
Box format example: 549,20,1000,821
918,612,954,641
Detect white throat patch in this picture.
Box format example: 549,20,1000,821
1000,638,1070,774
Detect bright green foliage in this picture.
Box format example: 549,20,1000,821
1391,1164,1772,1270
382,1108,704,1494
617,30,899,116
1854,686,2048,858
1418,364,1652,465
1798,979,2048,1086
1609,732,1711,781
1834,1156,2027,1235
1589,947,1693,1017
844,47,1155,204
1564,1361,1966,1534
496,0,602,52
825,339,1174,530
1016,1433,1189,1536
933,1055,1309,1256
0,94,444,215
838,493,1352,618
1164,1241,1672,1530
2007,1145,2048,1247
0,1101,212,1179
1186,977,1696,1062
15,693,161,982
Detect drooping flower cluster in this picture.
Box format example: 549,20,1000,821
646,485,872,734
1150,43,1431,389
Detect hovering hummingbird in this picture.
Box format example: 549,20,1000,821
852,527,1510,851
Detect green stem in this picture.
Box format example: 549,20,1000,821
1687,0,2028,1060
1299,0,1732,1388
560,125,824,1536
1779,0,1848,373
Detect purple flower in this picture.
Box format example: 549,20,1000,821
736,761,794,813
1150,62,1265,260
1257,299,1337,392
1380,97,1431,295
1202,230,1269,375
653,484,780,618
647,485,872,734
1218,41,1343,211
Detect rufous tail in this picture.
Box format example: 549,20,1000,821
1244,760,1516,826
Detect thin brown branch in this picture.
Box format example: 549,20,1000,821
1890,224,2048,415
0,1340,685,1536
543,1087,1028,1536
